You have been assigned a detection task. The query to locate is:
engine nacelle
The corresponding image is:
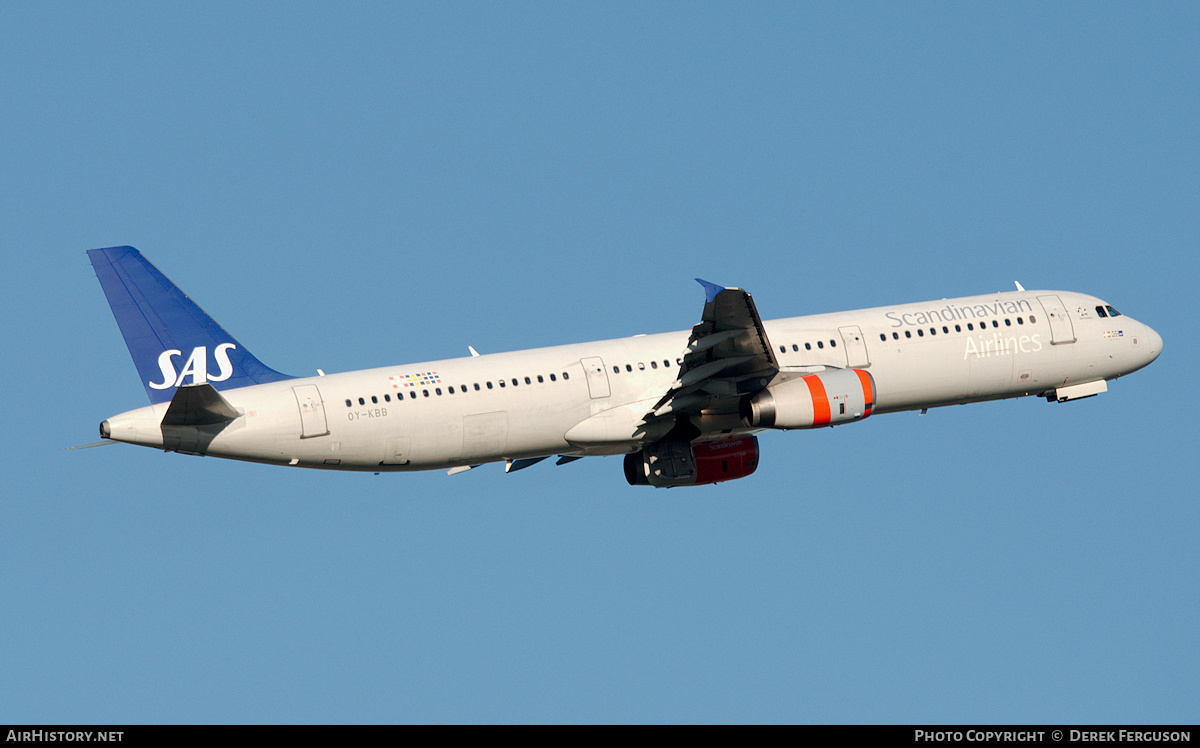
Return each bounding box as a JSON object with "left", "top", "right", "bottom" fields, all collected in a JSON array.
[
  {"left": 740, "top": 369, "right": 875, "bottom": 429},
  {"left": 624, "top": 436, "right": 759, "bottom": 488}
]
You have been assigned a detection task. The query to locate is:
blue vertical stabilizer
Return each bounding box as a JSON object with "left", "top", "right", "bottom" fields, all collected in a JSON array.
[{"left": 88, "top": 246, "right": 294, "bottom": 404}]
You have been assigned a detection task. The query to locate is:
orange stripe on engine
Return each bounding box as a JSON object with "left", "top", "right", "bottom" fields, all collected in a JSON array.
[
  {"left": 853, "top": 368, "right": 875, "bottom": 418},
  {"left": 804, "top": 375, "right": 831, "bottom": 426}
]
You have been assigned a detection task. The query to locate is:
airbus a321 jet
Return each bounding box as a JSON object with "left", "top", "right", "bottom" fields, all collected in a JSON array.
[{"left": 89, "top": 247, "right": 1161, "bottom": 487}]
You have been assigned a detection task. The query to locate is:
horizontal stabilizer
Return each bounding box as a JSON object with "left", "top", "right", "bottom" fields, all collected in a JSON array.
[{"left": 161, "top": 383, "right": 240, "bottom": 427}]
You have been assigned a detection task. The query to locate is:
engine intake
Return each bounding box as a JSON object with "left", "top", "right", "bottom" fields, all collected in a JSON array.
[
  {"left": 625, "top": 436, "right": 759, "bottom": 488},
  {"left": 740, "top": 369, "right": 875, "bottom": 429}
]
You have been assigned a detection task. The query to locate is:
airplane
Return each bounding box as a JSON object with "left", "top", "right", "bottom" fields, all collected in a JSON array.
[{"left": 88, "top": 246, "right": 1162, "bottom": 487}]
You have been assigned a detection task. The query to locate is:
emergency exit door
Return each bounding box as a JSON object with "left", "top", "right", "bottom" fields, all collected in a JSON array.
[
  {"left": 838, "top": 325, "right": 870, "bottom": 368},
  {"left": 580, "top": 357, "right": 611, "bottom": 399},
  {"left": 293, "top": 384, "right": 329, "bottom": 438},
  {"left": 1037, "top": 295, "right": 1077, "bottom": 345}
]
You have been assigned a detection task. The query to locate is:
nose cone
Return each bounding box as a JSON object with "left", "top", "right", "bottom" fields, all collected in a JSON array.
[{"left": 1143, "top": 323, "right": 1163, "bottom": 365}]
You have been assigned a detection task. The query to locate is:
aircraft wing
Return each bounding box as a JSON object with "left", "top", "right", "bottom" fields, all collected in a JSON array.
[{"left": 643, "top": 280, "right": 781, "bottom": 426}]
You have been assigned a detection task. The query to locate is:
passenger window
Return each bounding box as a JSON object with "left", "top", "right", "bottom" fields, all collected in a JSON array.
[
  {"left": 929, "top": 328, "right": 936, "bottom": 335},
  {"left": 474, "top": 383, "right": 481, "bottom": 391},
  {"left": 613, "top": 366, "right": 619, "bottom": 373},
  {"left": 638, "top": 363, "right": 645, "bottom": 370},
  {"left": 1030, "top": 315, "right": 1037, "bottom": 323},
  {"left": 955, "top": 325, "right": 961, "bottom": 332},
  {"left": 664, "top": 360, "right": 671, "bottom": 368},
  {"left": 384, "top": 394, "right": 391, "bottom": 402},
  {"left": 435, "top": 388, "right": 442, "bottom": 396},
  {"left": 650, "top": 361, "right": 657, "bottom": 369},
  {"left": 537, "top": 375, "right": 544, "bottom": 383},
  {"left": 817, "top": 341, "right": 824, "bottom": 348},
  {"left": 992, "top": 320, "right": 999, "bottom": 328},
  {"left": 917, "top": 329, "right": 924, "bottom": 337},
  {"left": 967, "top": 323, "right": 974, "bottom": 331},
  {"left": 880, "top": 334, "right": 887, "bottom": 341},
  {"left": 550, "top": 374, "right": 556, "bottom": 381},
  {"left": 563, "top": 372, "right": 569, "bottom": 380},
  {"left": 892, "top": 332, "right": 899, "bottom": 340},
  {"left": 409, "top": 391, "right": 416, "bottom": 399},
  {"left": 1005, "top": 319, "right": 1012, "bottom": 326},
  {"left": 779, "top": 345, "right": 786, "bottom": 353},
  {"left": 792, "top": 344, "right": 799, "bottom": 351},
  {"left": 371, "top": 396, "right": 378, "bottom": 404},
  {"left": 830, "top": 340, "right": 837, "bottom": 347},
  {"left": 942, "top": 326, "right": 949, "bottom": 334},
  {"left": 626, "top": 364, "right": 632, "bottom": 372},
  {"left": 524, "top": 377, "right": 531, "bottom": 385},
  {"left": 1017, "top": 318, "right": 1024, "bottom": 325},
  {"left": 805, "top": 343, "right": 812, "bottom": 350},
  {"left": 905, "top": 331, "right": 912, "bottom": 338},
  {"left": 358, "top": 397, "right": 365, "bottom": 405},
  {"left": 448, "top": 386, "right": 455, "bottom": 394},
  {"left": 345, "top": 399, "right": 352, "bottom": 407},
  {"left": 422, "top": 390, "right": 429, "bottom": 397},
  {"left": 512, "top": 378, "right": 519, "bottom": 386},
  {"left": 499, "top": 380, "right": 505, "bottom": 388}
]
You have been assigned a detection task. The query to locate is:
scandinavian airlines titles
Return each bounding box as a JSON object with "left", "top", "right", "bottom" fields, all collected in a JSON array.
[
  {"left": 884, "top": 298, "right": 1034, "bottom": 328},
  {"left": 884, "top": 300, "right": 1043, "bottom": 360}
]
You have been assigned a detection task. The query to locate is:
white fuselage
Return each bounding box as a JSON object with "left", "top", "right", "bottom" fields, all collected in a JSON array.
[{"left": 101, "top": 289, "right": 1162, "bottom": 472}]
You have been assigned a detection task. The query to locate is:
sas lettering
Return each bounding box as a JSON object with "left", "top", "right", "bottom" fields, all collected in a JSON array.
[{"left": 148, "top": 343, "right": 236, "bottom": 390}]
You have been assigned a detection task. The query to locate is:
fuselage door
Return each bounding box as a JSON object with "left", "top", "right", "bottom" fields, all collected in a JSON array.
[
  {"left": 293, "top": 384, "right": 329, "bottom": 438},
  {"left": 580, "top": 357, "right": 611, "bottom": 399},
  {"left": 1038, "top": 295, "right": 1077, "bottom": 345},
  {"left": 838, "top": 325, "right": 870, "bottom": 368}
]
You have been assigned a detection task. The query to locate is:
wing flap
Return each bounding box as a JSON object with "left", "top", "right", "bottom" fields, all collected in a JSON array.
[{"left": 643, "top": 280, "right": 782, "bottom": 425}]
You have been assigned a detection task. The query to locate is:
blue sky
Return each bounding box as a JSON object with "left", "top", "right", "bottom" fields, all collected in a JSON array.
[{"left": 2, "top": 2, "right": 1196, "bottom": 723}]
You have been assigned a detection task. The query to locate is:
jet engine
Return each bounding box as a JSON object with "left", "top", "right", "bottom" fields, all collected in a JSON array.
[
  {"left": 740, "top": 369, "right": 875, "bottom": 429},
  {"left": 624, "top": 436, "right": 759, "bottom": 488}
]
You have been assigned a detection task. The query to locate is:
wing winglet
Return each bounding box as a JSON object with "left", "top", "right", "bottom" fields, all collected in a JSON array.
[{"left": 695, "top": 278, "right": 726, "bottom": 303}]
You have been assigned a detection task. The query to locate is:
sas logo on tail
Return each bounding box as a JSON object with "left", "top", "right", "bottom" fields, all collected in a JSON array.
[{"left": 149, "top": 344, "right": 237, "bottom": 390}]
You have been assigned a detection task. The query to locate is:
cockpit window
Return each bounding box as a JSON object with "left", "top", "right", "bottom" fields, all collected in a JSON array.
[
  {"left": 1105, "top": 305, "right": 1122, "bottom": 317},
  {"left": 1095, "top": 305, "right": 1108, "bottom": 318}
]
